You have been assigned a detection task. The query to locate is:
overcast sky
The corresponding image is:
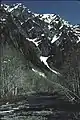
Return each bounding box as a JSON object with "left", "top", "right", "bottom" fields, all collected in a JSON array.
[{"left": 1, "top": 0, "right": 80, "bottom": 25}]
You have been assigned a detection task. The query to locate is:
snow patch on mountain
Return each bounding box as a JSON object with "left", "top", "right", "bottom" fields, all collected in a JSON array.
[
  {"left": 40, "top": 56, "right": 60, "bottom": 75},
  {"left": 26, "top": 38, "right": 41, "bottom": 46},
  {"left": 51, "top": 33, "right": 62, "bottom": 43},
  {"left": 3, "top": 3, "right": 22, "bottom": 12},
  {"left": 41, "top": 34, "right": 45, "bottom": 37},
  {"left": 0, "top": 18, "right": 6, "bottom": 22},
  {"left": 32, "top": 68, "right": 46, "bottom": 78},
  {"left": 34, "top": 14, "right": 39, "bottom": 17},
  {"left": 77, "top": 36, "right": 80, "bottom": 43},
  {"left": 48, "top": 25, "right": 53, "bottom": 30},
  {"left": 34, "top": 14, "right": 57, "bottom": 24},
  {"left": 51, "top": 35, "right": 59, "bottom": 43},
  {"left": 28, "top": 27, "right": 34, "bottom": 32}
]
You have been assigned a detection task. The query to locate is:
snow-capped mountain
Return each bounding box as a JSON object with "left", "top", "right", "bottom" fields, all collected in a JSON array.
[{"left": 1, "top": 3, "right": 80, "bottom": 78}]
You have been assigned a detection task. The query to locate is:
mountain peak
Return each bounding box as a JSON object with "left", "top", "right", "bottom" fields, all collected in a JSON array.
[{"left": 1, "top": 3, "right": 80, "bottom": 76}]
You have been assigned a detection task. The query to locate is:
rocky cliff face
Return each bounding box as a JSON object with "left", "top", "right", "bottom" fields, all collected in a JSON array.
[{"left": 0, "top": 3, "right": 80, "bottom": 97}]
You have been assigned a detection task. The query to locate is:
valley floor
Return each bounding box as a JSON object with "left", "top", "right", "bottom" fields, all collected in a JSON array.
[{"left": 0, "top": 95, "right": 80, "bottom": 120}]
